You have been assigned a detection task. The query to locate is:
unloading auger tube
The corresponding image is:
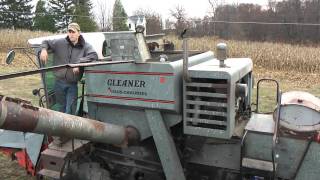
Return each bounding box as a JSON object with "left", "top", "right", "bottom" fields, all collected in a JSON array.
[{"left": 0, "top": 95, "right": 140, "bottom": 147}]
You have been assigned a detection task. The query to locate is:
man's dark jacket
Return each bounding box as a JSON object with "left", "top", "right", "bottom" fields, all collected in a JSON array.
[{"left": 41, "top": 35, "right": 98, "bottom": 83}]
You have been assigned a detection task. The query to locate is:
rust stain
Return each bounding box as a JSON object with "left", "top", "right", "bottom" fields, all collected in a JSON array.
[
  {"left": 124, "top": 126, "right": 140, "bottom": 146},
  {"left": 91, "top": 120, "right": 106, "bottom": 132},
  {"left": 116, "top": 126, "right": 140, "bottom": 147},
  {"left": 279, "top": 128, "right": 316, "bottom": 140},
  {"left": 22, "top": 103, "right": 39, "bottom": 111},
  {"left": 4, "top": 96, "right": 31, "bottom": 105}
]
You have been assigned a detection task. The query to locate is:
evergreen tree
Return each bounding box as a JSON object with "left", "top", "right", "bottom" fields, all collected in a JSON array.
[
  {"left": 0, "top": 0, "right": 33, "bottom": 29},
  {"left": 48, "top": 0, "right": 74, "bottom": 31},
  {"left": 112, "top": 0, "right": 129, "bottom": 31},
  {"left": 73, "top": 0, "right": 97, "bottom": 32},
  {"left": 33, "top": 0, "right": 56, "bottom": 32}
]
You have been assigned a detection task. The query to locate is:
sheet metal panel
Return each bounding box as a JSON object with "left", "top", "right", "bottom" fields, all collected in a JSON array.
[{"left": 245, "top": 113, "right": 320, "bottom": 179}]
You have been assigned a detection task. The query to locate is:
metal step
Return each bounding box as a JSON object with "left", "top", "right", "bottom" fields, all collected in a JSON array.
[
  {"left": 38, "top": 139, "right": 90, "bottom": 179},
  {"left": 242, "top": 157, "right": 276, "bottom": 172},
  {"left": 40, "top": 149, "right": 68, "bottom": 172},
  {"left": 38, "top": 169, "right": 66, "bottom": 179},
  {"left": 48, "top": 139, "right": 89, "bottom": 152}
]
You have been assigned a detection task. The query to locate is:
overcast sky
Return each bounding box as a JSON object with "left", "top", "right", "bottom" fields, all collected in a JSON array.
[{"left": 92, "top": 0, "right": 272, "bottom": 19}]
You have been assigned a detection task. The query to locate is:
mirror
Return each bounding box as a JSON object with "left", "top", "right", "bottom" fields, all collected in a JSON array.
[{"left": 5, "top": 50, "right": 15, "bottom": 64}]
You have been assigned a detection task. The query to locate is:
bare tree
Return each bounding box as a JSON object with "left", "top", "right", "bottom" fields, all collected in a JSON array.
[
  {"left": 170, "top": 5, "right": 187, "bottom": 34},
  {"left": 133, "top": 8, "right": 163, "bottom": 35},
  {"left": 267, "top": 0, "right": 277, "bottom": 12},
  {"left": 95, "top": 0, "right": 112, "bottom": 31},
  {"left": 208, "top": 0, "right": 217, "bottom": 17},
  {"left": 164, "top": 18, "right": 175, "bottom": 30},
  {"left": 208, "top": 0, "right": 225, "bottom": 36}
]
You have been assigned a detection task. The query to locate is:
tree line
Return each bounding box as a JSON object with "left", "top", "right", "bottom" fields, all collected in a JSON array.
[
  {"left": 136, "top": 0, "right": 320, "bottom": 43},
  {"left": 0, "top": 0, "right": 98, "bottom": 32},
  {"left": 167, "top": 0, "right": 320, "bottom": 43},
  {"left": 0, "top": 0, "right": 123, "bottom": 32},
  {"left": 0, "top": 0, "right": 161, "bottom": 34},
  {"left": 1, "top": 0, "right": 320, "bottom": 43}
]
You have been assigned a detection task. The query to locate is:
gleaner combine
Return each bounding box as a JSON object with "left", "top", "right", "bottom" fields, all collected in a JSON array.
[{"left": 0, "top": 27, "right": 320, "bottom": 180}]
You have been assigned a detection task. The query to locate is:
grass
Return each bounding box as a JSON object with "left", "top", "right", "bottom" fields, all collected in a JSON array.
[
  {"left": 1, "top": 51, "right": 42, "bottom": 105},
  {"left": 251, "top": 67, "right": 320, "bottom": 113},
  {"left": 252, "top": 83, "right": 320, "bottom": 113},
  {"left": 0, "top": 74, "right": 41, "bottom": 105},
  {"left": 0, "top": 152, "right": 35, "bottom": 180}
]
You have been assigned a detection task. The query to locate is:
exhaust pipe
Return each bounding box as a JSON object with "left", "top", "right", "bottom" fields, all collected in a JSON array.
[{"left": 0, "top": 95, "right": 140, "bottom": 147}]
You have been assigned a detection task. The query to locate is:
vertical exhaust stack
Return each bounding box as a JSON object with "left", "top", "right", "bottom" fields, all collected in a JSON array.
[
  {"left": 182, "top": 29, "right": 190, "bottom": 82},
  {"left": 216, "top": 43, "right": 228, "bottom": 68},
  {"left": 183, "top": 37, "right": 190, "bottom": 82},
  {"left": 0, "top": 96, "right": 140, "bottom": 147}
]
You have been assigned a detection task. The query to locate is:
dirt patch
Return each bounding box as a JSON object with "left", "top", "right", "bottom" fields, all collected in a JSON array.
[{"left": 0, "top": 152, "right": 35, "bottom": 180}]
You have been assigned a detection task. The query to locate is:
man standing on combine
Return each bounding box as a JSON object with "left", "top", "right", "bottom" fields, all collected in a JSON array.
[{"left": 40, "top": 22, "right": 98, "bottom": 114}]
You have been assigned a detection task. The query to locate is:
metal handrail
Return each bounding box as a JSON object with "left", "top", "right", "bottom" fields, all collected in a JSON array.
[
  {"left": 271, "top": 91, "right": 282, "bottom": 179},
  {"left": 255, "top": 78, "right": 280, "bottom": 113}
]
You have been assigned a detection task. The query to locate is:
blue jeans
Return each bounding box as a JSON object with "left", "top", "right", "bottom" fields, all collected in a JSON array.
[{"left": 54, "top": 79, "right": 78, "bottom": 114}]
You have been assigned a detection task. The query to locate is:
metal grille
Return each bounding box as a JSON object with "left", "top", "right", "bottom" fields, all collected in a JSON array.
[{"left": 184, "top": 78, "right": 229, "bottom": 138}]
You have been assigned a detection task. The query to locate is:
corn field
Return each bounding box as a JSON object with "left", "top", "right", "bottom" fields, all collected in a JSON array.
[
  {"left": 0, "top": 29, "right": 320, "bottom": 74},
  {"left": 168, "top": 36, "right": 320, "bottom": 74},
  {"left": 0, "top": 29, "right": 52, "bottom": 51}
]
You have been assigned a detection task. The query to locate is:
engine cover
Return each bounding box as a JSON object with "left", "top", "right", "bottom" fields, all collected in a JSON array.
[{"left": 183, "top": 58, "right": 253, "bottom": 139}]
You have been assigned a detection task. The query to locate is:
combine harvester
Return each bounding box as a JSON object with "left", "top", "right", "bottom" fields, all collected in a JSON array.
[{"left": 0, "top": 26, "right": 319, "bottom": 180}]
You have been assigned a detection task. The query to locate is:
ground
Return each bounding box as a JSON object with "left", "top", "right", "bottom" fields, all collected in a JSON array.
[{"left": 0, "top": 151, "right": 36, "bottom": 180}]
